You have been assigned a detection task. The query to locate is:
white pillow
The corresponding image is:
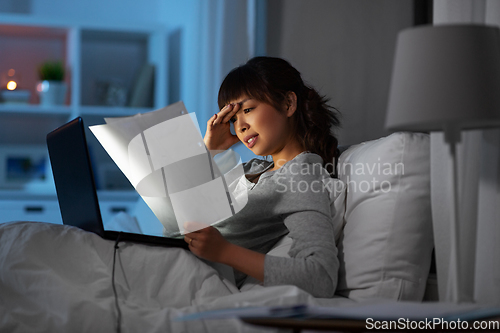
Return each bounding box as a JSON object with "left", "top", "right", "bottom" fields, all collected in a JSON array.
[{"left": 336, "top": 132, "right": 433, "bottom": 301}]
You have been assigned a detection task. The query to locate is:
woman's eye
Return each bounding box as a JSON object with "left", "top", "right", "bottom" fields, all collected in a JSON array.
[
  {"left": 244, "top": 108, "right": 253, "bottom": 113},
  {"left": 230, "top": 117, "right": 236, "bottom": 123}
]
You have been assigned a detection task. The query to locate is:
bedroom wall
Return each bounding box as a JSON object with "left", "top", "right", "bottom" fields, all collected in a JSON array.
[
  {"left": 266, "top": 0, "right": 414, "bottom": 146},
  {"left": 2, "top": 0, "right": 416, "bottom": 147}
]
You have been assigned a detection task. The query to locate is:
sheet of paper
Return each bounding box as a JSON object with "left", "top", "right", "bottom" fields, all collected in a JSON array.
[{"left": 90, "top": 101, "right": 248, "bottom": 235}]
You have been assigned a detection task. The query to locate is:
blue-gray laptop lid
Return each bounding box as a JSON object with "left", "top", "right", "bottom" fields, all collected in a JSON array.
[{"left": 46, "top": 117, "right": 188, "bottom": 249}]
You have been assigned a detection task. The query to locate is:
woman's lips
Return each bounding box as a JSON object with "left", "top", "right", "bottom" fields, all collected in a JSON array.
[{"left": 244, "top": 134, "right": 258, "bottom": 148}]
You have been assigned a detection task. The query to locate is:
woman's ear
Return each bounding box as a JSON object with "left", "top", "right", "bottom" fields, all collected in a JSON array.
[{"left": 285, "top": 91, "right": 297, "bottom": 117}]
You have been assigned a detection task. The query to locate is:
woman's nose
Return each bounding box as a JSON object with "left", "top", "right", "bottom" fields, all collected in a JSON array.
[{"left": 236, "top": 118, "right": 249, "bottom": 133}]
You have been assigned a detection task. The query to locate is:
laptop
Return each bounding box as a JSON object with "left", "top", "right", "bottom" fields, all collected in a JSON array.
[{"left": 46, "top": 117, "right": 188, "bottom": 249}]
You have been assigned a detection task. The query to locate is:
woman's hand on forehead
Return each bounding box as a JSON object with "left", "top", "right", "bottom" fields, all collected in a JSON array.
[
  {"left": 204, "top": 103, "right": 240, "bottom": 151},
  {"left": 214, "top": 103, "right": 241, "bottom": 125}
]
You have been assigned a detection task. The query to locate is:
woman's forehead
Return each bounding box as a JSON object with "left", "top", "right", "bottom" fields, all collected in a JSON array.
[{"left": 229, "top": 95, "right": 252, "bottom": 105}]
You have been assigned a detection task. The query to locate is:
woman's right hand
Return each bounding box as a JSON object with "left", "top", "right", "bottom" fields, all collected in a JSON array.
[{"left": 203, "top": 103, "right": 241, "bottom": 151}]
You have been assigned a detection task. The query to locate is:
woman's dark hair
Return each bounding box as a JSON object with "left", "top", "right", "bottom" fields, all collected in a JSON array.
[{"left": 218, "top": 56, "right": 341, "bottom": 175}]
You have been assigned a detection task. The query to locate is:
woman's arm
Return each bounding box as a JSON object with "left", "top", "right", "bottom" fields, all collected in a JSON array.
[
  {"left": 183, "top": 208, "right": 338, "bottom": 298},
  {"left": 264, "top": 210, "right": 338, "bottom": 297},
  {"left": 184, "top": 211, "right": 338, "bottom": 298},
  {"left": 184, "top": 225, "right": 265, "bottom": 282}
]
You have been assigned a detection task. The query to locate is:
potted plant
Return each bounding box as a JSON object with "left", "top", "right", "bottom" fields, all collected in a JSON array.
[{"left": 37, "top": 60, "right": 67, "bottom": 106}]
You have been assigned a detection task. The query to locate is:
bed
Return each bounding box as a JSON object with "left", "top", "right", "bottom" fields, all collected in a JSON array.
[{"left": 0, "top": 132, "right": 434, "bottom": 332}]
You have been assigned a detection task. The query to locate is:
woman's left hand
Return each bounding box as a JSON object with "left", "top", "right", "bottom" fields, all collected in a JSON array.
[{"left": 184, "top": 223, "right": 230, "bottom": 263}]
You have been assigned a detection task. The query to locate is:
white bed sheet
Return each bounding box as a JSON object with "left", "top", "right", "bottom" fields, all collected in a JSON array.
[{"left": 0, "top": 221, "right": 353, "bottom": 333}]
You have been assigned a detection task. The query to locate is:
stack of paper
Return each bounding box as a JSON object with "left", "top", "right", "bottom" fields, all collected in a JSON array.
[{"left": 90, "top": 101, "right": 248, "bottom": 236}]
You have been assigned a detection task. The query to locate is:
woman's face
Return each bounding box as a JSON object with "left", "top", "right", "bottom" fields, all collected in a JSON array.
[{"left": 228, "top": 95, "right": 299, "bottom": 159}]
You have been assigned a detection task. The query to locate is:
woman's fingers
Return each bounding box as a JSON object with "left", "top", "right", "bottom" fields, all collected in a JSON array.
[
  {"left": 184, "top": 226, "right": 229, "bottom": 262},
  {"left": 204, "top": 104, "right": 240, "bottom": 151},
  {"left": 222, "top": 103, "right": 241, "bottom": 123},
  {"left": 206, "top": 113, "right": 218, "bottom": 128},
  {"left": 212, "top": 105, "right": 230, "bottom": 126},
  {"left": 214, "top": 103, "right": 240, "bottom": 125}
]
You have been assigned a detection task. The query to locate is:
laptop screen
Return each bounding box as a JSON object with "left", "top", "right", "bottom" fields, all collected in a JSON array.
[{"left": 47, "top": 117, "right": 105, "bottom": 236}]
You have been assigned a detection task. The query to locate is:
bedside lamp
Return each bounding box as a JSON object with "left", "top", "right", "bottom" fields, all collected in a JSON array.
[{"left": 385, "top": 24, "right": 500, "bottom": 303}]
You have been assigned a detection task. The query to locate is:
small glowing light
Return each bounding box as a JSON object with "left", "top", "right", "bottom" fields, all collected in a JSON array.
[
  {"left": 7, "top": 81, "right": 17, "bottom": 90},
  {"left": 7, "top": 69, "right": 16, "bottom": 77}
]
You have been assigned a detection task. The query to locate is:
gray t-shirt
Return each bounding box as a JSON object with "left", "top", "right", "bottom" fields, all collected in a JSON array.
[{"left": 215, "top": 152, "right": 339, "bottom": 298}]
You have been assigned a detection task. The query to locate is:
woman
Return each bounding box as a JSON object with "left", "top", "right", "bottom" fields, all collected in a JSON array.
[{"left": 184, "top": 56, "right": 342, "bottom": 298}]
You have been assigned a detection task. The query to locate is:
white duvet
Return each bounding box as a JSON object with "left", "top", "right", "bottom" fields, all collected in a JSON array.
[{"left": 0, "top": 221, "right": 352, "bottom": 333}]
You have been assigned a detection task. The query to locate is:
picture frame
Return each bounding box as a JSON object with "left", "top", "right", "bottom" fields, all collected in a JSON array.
[{"left": 0, "top": 145, "right": 51, "bottom": 189}]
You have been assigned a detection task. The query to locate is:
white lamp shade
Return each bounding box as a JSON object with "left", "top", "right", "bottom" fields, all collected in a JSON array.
[{"left": 385, "top": 24, "right": 500, "bottom": 132}]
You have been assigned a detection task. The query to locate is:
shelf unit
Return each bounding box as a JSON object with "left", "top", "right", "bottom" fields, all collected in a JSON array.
[{"left": 0, "top": 14, "right": 168, "bottom": 223}]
